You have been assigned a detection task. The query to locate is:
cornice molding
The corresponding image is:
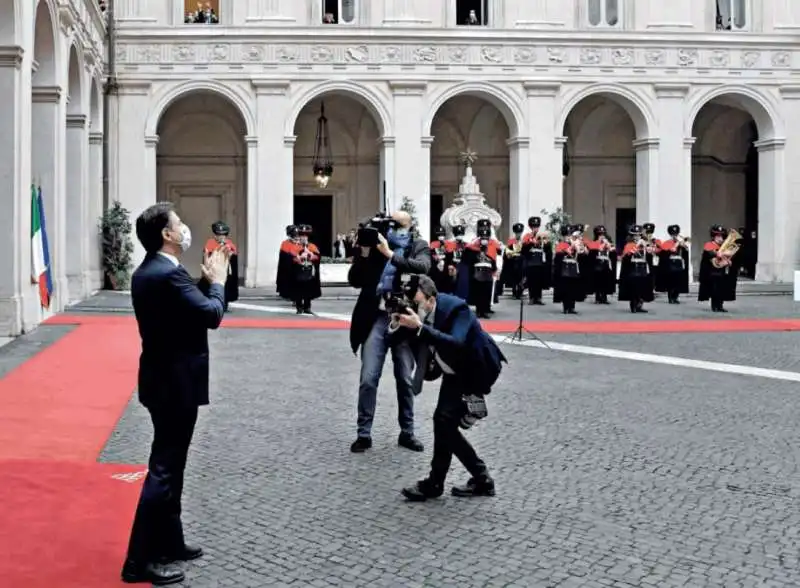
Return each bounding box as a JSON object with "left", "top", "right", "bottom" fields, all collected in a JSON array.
[
  {"left": 284, "top": 135, "right": 297, "bottom": 147},
  {"left": 377, "top": 137, "right": 396, "bottom": 147},
  {"left": 89, "top": 132, "right": 104, "bottom": 144},
  {"left": 654, "top": 83, "right": 690, "bottom": 98},
  {"left": 523, "top": 81, "right": 560, "bottom": 97},
  {"left": 632, "top": 138, "right": 660, "bottom": 151},
  {"left": 116, "top": 80, "right": 151, "bottom": 96},
  {"left": 66, "top": 114, "right": 88, "bottom": 128},
  {"left": 0, "top": 46, "right": 24, "bottom": 69},
  {"left": 251, "top": 78, "right": 291, "bottom": 95},
  {"left": 389, "top": 80, "right": 427, "bottom": 95},
  {"left": 506, "top": 137, "right": 530, "bottom": 149},
  {"left": 144, "top": 135, "right": 159, "bottom": 146},
  {"left": 420, "top": 136, "right": 434, "bottom": 147},
  {"left": 32, "top": 86, "right": 62, "bottom": 103},
  {"left": 753, "top": 138, "right": 786, "bottom": 152}
]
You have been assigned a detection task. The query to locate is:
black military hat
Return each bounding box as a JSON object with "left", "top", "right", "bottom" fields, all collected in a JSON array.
[
  {"left": 477, "top": 219, "right": 491, "bottom": 229},
  {"left": 286, "top": 224, "right": 296, "bottom": 236},
  {"left": 710, "top": 224, "right": 725, "bottom": 236},
  {"left": 593, "top": 225, "right": 606, "bottom": 236},
  {"left": 642, "top": 222, "right": 655, "bottom": 233},
  {"left": 559, "top": 225, "right": 570, "bottom": 237},
  {"left": 512, "top": 222, "right": 524, "bottom": 233},
  {"left": 575, "top": 223, "right": 586, "bottom": 233},
  {"left": 211, "top": 221, "right": 230, "bottom": 236},
  {"left": 629, "top": 224, "right": 643, "bottom": 236},
  {"left": 298, "top": 224, "right": 312, "bottom": 235},
  {"left": 452, "top": 224, "right": 466, "bottom": 237},
  {"left": 528, "top": 216, "right": 541, "bottom": 228},
  {"left": 667, "top": 224, "right": 680, "bottom": 235},
  {"left": 435, "top": 226, "right": 446, "bottom": 236}
]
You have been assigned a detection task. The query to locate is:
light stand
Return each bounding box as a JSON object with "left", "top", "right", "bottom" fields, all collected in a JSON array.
[{"left": 500, "top": 278, "right": 552, "bottom": 350}]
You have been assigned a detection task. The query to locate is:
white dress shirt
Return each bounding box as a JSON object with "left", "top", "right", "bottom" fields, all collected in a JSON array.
[{"left": 158, "top": 251, "right": 180, "bottom": 267}]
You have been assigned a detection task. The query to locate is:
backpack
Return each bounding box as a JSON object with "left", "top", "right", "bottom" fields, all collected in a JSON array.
[{"left": 468, "top": 328, "right": 507, "bottom": 394}]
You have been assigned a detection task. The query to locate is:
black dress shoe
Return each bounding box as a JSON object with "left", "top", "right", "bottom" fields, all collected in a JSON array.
[
  {"left": 160, "top": 544, "right": 203, "bottom": 563},
  {"left": 398, "top": 433, "right": 424, "bottom": 452},
  {"left": 451, "top": 476, "right": 496, "bottom": 497},
  {"left": 350, "top": 437, "right": 372, "bottom": 452},
  {"left": 401, "top": 479, "right": 444, "bottom": 502},
  {"left": 121, "top": 560, "right": 184, "bottom": 585}
]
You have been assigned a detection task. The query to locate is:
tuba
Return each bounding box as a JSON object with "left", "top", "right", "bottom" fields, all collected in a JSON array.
[{"left": 711, "top": 229, "right": 741, "bottom": 268}]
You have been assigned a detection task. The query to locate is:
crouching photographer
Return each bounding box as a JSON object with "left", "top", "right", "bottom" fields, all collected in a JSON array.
[
  {"left": 348, "top": 210, "right": 431, "bottom": 453},
  {"left": 394, "top": 275, "right": 507, "bottom": 502}
]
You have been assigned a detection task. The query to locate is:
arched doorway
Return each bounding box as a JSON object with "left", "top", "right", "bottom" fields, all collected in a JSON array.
[
  {"left": 65, "top": 44, "right": 86, "bottom": 300},
  {"left": 31, "top": 0, "right": 59, "bottom": 311},
  {"left": 88, "top": 79, "right": 104, "bottom": 288},
  {"left": 691, "top": 98, "right": 760, "bottom": 278},
  {"left": 429, "top": 95, "right": 511, "bottom": 240},
  {"left": 562, "top": 93, "right": 644, "bottom": 250},
  {"left": 292, "top": 94, "right": 381, "bottom": 257},
  {"left": 156, "top": 91, "right": 248, "bottom": 278}
]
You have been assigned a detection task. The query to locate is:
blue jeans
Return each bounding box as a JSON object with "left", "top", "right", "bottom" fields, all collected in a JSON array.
[{"left": 357, "top": 312, "right": 416, "bottom": 438}]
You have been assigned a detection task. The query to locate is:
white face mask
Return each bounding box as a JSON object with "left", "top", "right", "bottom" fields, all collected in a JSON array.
[{"left": 177, "top": 224, "right": 192, "bottom": 252}]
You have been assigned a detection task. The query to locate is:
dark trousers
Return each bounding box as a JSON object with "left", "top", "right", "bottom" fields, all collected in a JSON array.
[
  {"left": 294, "top": 297, "right": 311, "bottom": 310},
  {"left": 473, "top": 281, "right": 493, "bottom": 315},
  {"left": 668, "top": 287, "right": 680, "bottom": 302},
  {"left": 429, "top": 377, "right": 488, "bottom": 486},
  {"left": 126, "top": 404, "right": 199, "bottom": 563}
]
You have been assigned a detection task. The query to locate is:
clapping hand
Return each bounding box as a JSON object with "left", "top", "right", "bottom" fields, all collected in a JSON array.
[{"left": 202, "top": 247, "right": 230, "bottom": 285}]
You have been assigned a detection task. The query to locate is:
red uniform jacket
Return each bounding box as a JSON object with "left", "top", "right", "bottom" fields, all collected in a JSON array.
[{"left": 204, "top": 237, "right": 237, "bottom": 255}]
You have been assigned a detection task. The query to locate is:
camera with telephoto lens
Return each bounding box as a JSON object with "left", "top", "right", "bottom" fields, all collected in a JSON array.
[
  {"left": 384, "top": 274, "right": 420, "bottom": 315},
  {"left": 357, "top": 212, "right": 396, "bottom": 247}
]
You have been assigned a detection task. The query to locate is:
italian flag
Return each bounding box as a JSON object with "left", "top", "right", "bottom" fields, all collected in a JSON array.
[{"left": 30, "top": 185, "right": 50, "bottom": 308}]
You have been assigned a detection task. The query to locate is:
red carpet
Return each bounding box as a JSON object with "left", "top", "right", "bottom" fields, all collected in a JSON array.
[
  {"left": 48, "top": 313, "right": 800, "bottom": 333},
  {"left": 0, "top": 460, "right": 143, "bottom": 587}
]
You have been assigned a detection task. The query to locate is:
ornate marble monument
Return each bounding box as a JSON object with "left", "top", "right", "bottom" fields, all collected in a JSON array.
[{"left": 439, "top": 150, "right": 503, "bottom": 240}]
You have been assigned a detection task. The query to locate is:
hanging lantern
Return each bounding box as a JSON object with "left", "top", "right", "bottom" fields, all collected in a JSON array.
[{"left": 312, "top": 102, "right": 333, "bottom": 188}]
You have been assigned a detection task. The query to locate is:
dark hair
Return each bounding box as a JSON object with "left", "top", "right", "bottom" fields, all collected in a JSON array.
[
  {"left": 416, "top": 275, "right": 438, "bottom": 298},
  {"left": 136, "top": 202, "right": 174, "bottom": 253}
]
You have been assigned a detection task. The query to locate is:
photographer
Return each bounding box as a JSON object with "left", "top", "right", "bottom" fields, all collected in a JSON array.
[
  {"left": 348, "top": 211, "right": 431, "bottom": 453},
  {"left": 394, "top": 276, "right": 505, "bottom": 502}
]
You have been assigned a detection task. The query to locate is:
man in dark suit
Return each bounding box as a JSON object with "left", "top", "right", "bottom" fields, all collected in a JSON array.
[
  {"left": 121, "top": 202, "right": 230, "bottom": 585},
  {"left": 394, "top": 276, "right": 498, "bottom": 502},
  {"left": 348, "top": 210, "right": 431, "bottom": 453}
]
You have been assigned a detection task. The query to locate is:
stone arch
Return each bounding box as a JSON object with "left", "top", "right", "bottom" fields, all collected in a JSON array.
[
  {"left": 146, "top": 80, "right": 255, "bottom": 137},
  {"left": 557, "top": 83, "right": 654, "bottom": 139},
  {"left": 66, "top": 43, "right": 83, "bottom": 115},
  {"left": 0, "top": 0, "right": 18, "bottom": 45},
  {"left": 686, "top": 85, "right": 781, "bottom": 140},
  {"left": 423, "top": 82, "right": 524, "bottom": 138},
  {"left": 286, "top": 81, "right": 392, "bottom": 138},
  {"left": 32, "top": 0, "right": 58, "bottom": 86}
]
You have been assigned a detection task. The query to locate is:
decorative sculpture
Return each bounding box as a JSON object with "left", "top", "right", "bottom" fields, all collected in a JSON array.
[{"left": 439, "top": 149, "right": 502, "bottom": 240}]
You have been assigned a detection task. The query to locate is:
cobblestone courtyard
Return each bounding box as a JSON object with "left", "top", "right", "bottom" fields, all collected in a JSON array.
[{"left": 82, "top": 294, "right": 800, "bottom": 587}]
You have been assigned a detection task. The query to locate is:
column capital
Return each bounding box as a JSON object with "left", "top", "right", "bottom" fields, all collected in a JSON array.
[
  {"left": 284, "top": 135, "right": 297, "bottom": 147},
  {"left": 554, "top": 136, "right": 568, "bottom": 147},
  {"left": 144, "top": 135, "right": 159, "bottom": 147},
  {"left": 632, "top": 137, "right": 659, "bottom": 151},
  {"left": 89, "top": 132, "right": 103, "bottom": 145},
  {"left": 420, "top": 136, "right": 434, "bottom": 147},
  {"left": 506, "top": 137, "right": 530, "bottom": 149},
  {"left": 389, "top": 81, "right": 427, "bottom": 95},
  {"left": 683, "top": 137, "right": 696, "bottom": 149},
  {"left": 523, "top": 81, "right": 560, "bottom": 97},
  {"left": 753, "top": 138, "right": 786, "bottom": 152},
  {"left": 251, "top": 79, "right": 291, "bottom": 95},
  {"left": 654, "top": 83, "right": 690, "bottom": 98},
  {"left": 116, "top": 81, "right": 151, "bottom": 96},
  {"left": 779, "top": 86, "right": 800, "bottom": 99},
  {"left": 66, "top": 114, "right": 88, "bottom": 129},
  {"left": 0, "top": 46, "right": 23, "bottom": 69},
  {"left": 377, "top": 136, "right": 396, "bottom": 147},
  {"left": 245, "top": 135, "right": 259, "bottom": 146},
  {"left": 32, "top": 85, "right": 62, "bottom": 103}
]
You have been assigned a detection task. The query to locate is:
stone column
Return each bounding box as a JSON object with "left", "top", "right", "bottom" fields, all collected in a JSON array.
[
  {"left": 111, "top": 81, "right": 151, "bottom": 267},
  {"left": 0, "top": 47, "right": 24, "bottom": 335},
  {"left": 390, "top": 81, "right": 428, "bottom": 239},
  {"left": 506, "top": 137, "right": 529, "bottom": 226},
  {"left": 632, "top": 138, "right": 659, "bottom": 223},
  {"left": 754, "top": 138, "right": 788, "bottom": 282},
  {"left": 779, "top": 87, "right": 800, "bottom": 282},
  {"left": 419, "top": 136, "right": 434, "bottom": 236},
  {"left": 244, "top": 135, "right": 258, "bottom": 286},
  {"left": 523, "top": 81, "right": 562, "bottom": 218},
  {"left": 88, "top": 132, "right": 103, "bottom": 289},
  {"left": 378, "top": 137, "right": 395, "bottom": 211},
  {"left": 653, "top": 84, "right": 691, "bottom": 234},
  {"left": 252, "top": 79, "right": 291, "bottom": 287},
  {"left": 31, "top": 85, "right": 63, "bottom": 310},
  {"left": 65, "top": 114, "right": 88, "bottom": 301}
]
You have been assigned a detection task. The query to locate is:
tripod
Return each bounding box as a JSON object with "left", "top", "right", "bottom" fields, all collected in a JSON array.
[{"left": 500, "top": 279, "right": 552, "bottom": 349}]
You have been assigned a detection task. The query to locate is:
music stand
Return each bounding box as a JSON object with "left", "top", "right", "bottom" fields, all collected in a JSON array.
[{"left": 500, "top": 278, "right": 552, "bottom": 350}]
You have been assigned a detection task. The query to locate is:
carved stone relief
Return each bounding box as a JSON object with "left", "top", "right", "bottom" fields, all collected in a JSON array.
[
  {"left": 413, "top": 47, "right": 438, "bottom": 62},
  {"left": 677, "top": 49, "right": 698, "bottom": 66},
  {"left": 611, "top": 48, "right": 633, "bottom": 66},
  {"left": 345, "top": 46, "right": 368, "bottom": 62},
  {"left": 772, "top": 52, "right": 790, "bottom": 67},
  {"left": 310, "top": 46, "right": 333, "bottom": 62},
  {"left": 210, "top": 45, "right": 229, "bottom": 61},
  {"left": 513, "top": 47, "right": 535, "bottom": 63},
  {"left": 547, "top": 47, "right": 565, "bottom": 63},
  {"left": 741, "top": 51, "right": 760, "bottom": 68},
  {"left": 644, "top": 49, "right": 665, "bottom": 66},
  {"left": 580, "top": 48, "right": 601, "bottom": 65},
  {"left": 448, "top": 46, "right": 467, "bottom": 63},
  {"left": 276, "top": 46, "right": 298, "bottom": 61},
  {"left": 174, "top": 46, "right": 195, "bottom": 61},
  {"left": 243, "top": 46, "right": 264, "bottom": 61},
  {"left": 383, "top": 47, "right": 401, "bottom": 62},
  {"left": 709, "top": 50, "right": 729, "bottom": 67},
  {"left": 480, "top": 47, "right": 502, "bottom": 63}
]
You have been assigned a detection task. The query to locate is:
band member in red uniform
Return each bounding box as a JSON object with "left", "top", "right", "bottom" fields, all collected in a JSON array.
[
  {"left": 444, "top": 225, "right": 466, "bottom": 295},
  {"left": 501, "top": 223, "right": 525, "bottom": 299},
  {"left": 276, "top": 225, "right": 297, "bottom": 300},
  {"left": 552, "top": 225, "right": 588, "bottom": 314},
  {"left": 457, "top": 219, "right": 499, "bottom": 318},
  {"left": 429, "top": 226, "right": 451, "bottom": 293},
  {"left": 641, "top": 222, "right": 661, "bottom": 292},
  {"left": 288, "top": 224, "right": 322, "bottom": 314},
  {"left": 618, "top": 225, "right": 655, "bottom": 313},
  {"left": 520, "top": 216, "right": 552, "bottom": 305},
  {"left": 203, "top": 221, "right": 239, "bottom": 312},
  {"left": 698, "top": 224, "right": 737, "bottom": 312},
  {"left": 585, "top": 225, "right": 617, "bottom": 304},
  {"left": 655, "top": 224, "right": 690, "bottom": 304}
]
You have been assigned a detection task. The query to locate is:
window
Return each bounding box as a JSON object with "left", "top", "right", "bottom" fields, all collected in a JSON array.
[
  {"left": 716, "top": 0, "right": 747, "bottom": 30},
  {"left": 457, "top": 0, "right": 489, "bottom": 26},
  {"left": 322, "top": 0, "right": 355, "bottom": 24},
  {"left": 586, "top": 0, "right": 619, "bottom": 27},
  {"left": 184, "top": 0, "right": 219, "bottom": 23}
]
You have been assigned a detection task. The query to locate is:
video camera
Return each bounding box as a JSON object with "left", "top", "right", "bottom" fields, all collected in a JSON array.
[
  {"left": 384, "top": 274, "right": 420, "bottom": 315},
  {"left": 357, "top": 212, "right": 396, "bottom": 247}
]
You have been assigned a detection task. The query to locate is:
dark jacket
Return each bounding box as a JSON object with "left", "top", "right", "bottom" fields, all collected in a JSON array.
[
  {"left": 131, "top": 253, "right": 225, "bottom": 409},
  {"left": 347, "top": 238, "right": 431, "bottom": 353}
]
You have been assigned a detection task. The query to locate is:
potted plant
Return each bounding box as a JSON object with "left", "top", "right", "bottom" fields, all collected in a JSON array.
[
  {"left": 400, "top": 196, "right": 420, "bottom": 238},
  {"left": 100, "top": 201, "right": 134, "bottom": 290}
]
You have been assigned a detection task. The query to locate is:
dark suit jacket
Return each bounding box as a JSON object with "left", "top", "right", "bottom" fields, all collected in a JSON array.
[
  {"left": 131, "top": 253, "right": 226, "bottom": 409},
  {"left": 347, "top": 238, "right": 431, "bottom": 353}
]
